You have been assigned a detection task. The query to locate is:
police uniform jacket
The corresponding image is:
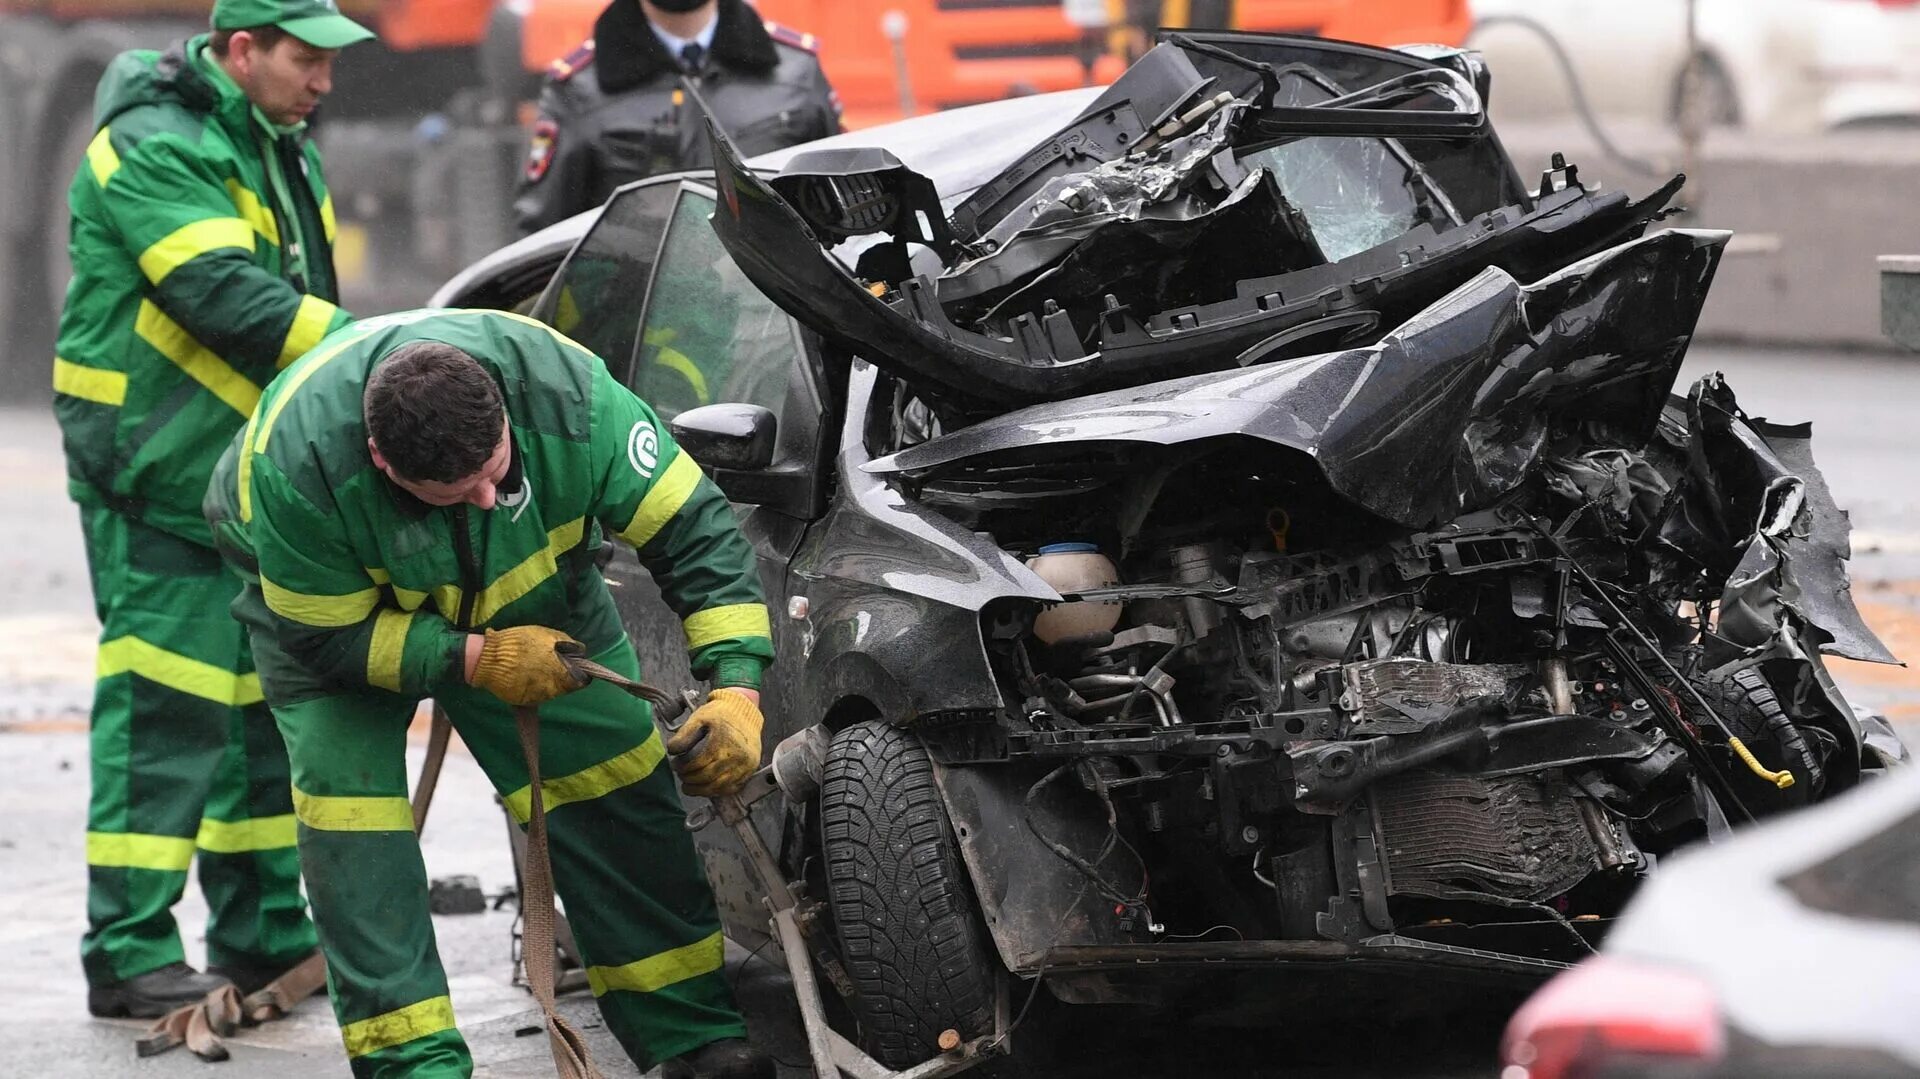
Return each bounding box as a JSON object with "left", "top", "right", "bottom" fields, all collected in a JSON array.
[{"left": 511, "top": 0, "right": 840, "bottom": 234}]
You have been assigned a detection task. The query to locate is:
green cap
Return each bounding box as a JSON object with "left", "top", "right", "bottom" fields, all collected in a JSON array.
[{"left": 211, "top": 0, "right": 376, "bottom": 49}]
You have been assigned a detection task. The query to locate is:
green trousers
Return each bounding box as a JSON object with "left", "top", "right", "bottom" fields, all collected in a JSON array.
[
  {"left": 78, "top": 506, "right": 316, "bottom": 985},
  {"left": 241, "top": 598, "right": 744, "bottom": 1078}
]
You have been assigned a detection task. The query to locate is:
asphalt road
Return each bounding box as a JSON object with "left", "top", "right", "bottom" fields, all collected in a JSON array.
[{"left": 0, "top": 344, "right": 1915, "bottom": 1078}]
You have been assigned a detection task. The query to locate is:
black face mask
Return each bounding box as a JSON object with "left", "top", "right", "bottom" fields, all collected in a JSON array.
[{"left": 646, "top": 0, "right": 711, "bottom": 14}]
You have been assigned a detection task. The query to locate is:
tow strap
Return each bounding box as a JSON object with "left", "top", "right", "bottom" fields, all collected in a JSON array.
[
  {"left": 507, "top": 653, "right": 685, "bottom": 1079},
  {"left": 136, "top": 702, "right": 460, "bottom": 1062},
  {"left": 138, "top": 661, "right": 683, "bottom": 1073}
]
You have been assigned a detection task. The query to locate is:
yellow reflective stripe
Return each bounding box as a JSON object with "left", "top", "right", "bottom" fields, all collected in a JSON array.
[
  {"left": 586, "top": 930, "right": 725, "bottom": 997},
  {"left": 260, "top": 575, "right": 380, "bottom": 628},
  {"left": 472, "top": 517, "right": 585, "bottom": 625},
  {"left": 653, "top": 347, "right": 711, "bottom": 405},
  {"left": 491, "top": 308, "right": 598, "bottom": 358},
  {"left": 196, "top": 814, "right": 297, "bottom": 854},
  {"left": 137, "top": 216, "right": 255, "bottom": 285},
  {"left": 255, "top": 330, "right": 371, "bottom": 451},
  {"left": 52, "top": 357, "right": 127, "bottom": 406},
  {"left": 554, "top": 285, "right": 582, "bottom": 333},
  {"left": 86, "top": 831, "right": 195, "bottom": 871},
  {"left": 320, "top": 193, "right": 337, "bottom": 243},
  {"left": 503, "top": 731, "right": 665, "bottom": 825},
  {"left": 367, "top": 568, "right": 436, "bottom": 612},
  {"left": 96, "top": 636, "right": 263, "bottom": 706},
  {"left": 619, "top": 450, "right": 701, "bottom": 549},
  {"left": 135, "top": 300, "right": 261, "bottom": 417},
  {"left": 339, "top": 995, "right": 456, "bottom": 1059},
  {"left": 279, "top": 294, "right": 340, "bottom": 368},
  {"left": 367, "top": 609, "right": 413, "bottom": 692},
  {"left": 88, "top": 127, "right": 121, "bottom": 185},
  {"left": 236, "top": 408, "right": 261, "bottom": 523},
  {"left": 224, "top": 178, "right": 281, "bottom": 246},
  {"left": 292, "top": 788, "right": 414, "bottom": 832},
  {"left": 684, "top": 603, "right": 771, "bottom": 651}
]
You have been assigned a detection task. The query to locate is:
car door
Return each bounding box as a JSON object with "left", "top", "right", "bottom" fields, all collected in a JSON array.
[
  {"left": 580, "top": 179, "right": 831, "bottom": 949},
  {"left": 592, "top": 178, "right": 827, "bottom": 722}
]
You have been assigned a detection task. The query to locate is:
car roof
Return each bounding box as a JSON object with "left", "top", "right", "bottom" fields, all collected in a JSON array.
[{"left": 437, "top": 87, "right": 1104, "bottom": 306}]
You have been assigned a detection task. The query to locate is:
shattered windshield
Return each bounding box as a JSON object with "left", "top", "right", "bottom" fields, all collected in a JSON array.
[{"left": 1245, "top": 138, "right": 1423, "bottom": 261}]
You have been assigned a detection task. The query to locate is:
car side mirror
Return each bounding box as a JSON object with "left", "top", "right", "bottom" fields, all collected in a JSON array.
[{"left": 669, "top": 403, "right": 777, "bottom": 472}]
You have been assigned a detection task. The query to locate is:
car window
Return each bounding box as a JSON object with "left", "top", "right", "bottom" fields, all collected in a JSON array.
[
  {"left": 1242, "top": 138, "right": 1425, "bottom": 261},
  {"left": 535, "top": 180, "right": 678, "bottom": 384},
  {"left": 633, "top": 189, "right": 805, "bottom": 423}
]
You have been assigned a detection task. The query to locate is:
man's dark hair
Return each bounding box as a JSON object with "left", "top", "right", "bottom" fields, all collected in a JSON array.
[
  {"left": 210, "top": 25, "right": 291, "bottom": 57},
  {"left": 364, "top": 342, "right": 506, "bottom": 483}
]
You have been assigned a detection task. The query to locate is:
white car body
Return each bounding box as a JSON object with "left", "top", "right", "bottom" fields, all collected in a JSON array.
[{"left": 1467, "top": 0, "right": 1920, "bottom": 133}]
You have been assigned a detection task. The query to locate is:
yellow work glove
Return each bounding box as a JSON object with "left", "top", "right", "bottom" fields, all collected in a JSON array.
[
  {"left": 665, "top": 688, "right": 764, "bottom": 798},
  {"left": 469, "top": 626, "right": 588, "bottom": 706}
]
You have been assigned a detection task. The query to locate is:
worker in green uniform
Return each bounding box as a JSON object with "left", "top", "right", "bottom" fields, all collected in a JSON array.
[
  {"left": 203, "top": 308, "right": 777, "bottom": 1079},
  {"left": 53, "top": 0, "right": 369, "bottom": 1017}
]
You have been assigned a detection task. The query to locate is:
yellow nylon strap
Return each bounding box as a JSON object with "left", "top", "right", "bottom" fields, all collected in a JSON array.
[
  {"left": 96, "top": 636, "right": 263, "bottom": 706},
  {"left": 292, "top": 788, "right": 414, "bottom": 832},
  {"left": 619, "top": 450, "right": 701, "bottom": 549},
  {"left": 260, "top": 575, "right": 380, "bottom": 628},
  {"left": 367, "top": 609, "right": 414, "bottom": 692},
  {"left": 86, "top": 831, "right": 195, "bottom": 872},
  {"left": 225, "top": 178, "right": 281, "bottom": 246},
  {"left": 502, "top": 731, "right": 666, "bottom": 825},
  {"left": 135, "top": 300, "right": 262, "bottom": 417},
  {"left": 586, "top": 930, "right": 725, "bottom": 997},
  {"left": 87, "top": 127, "right": 121, "bottom": 185},
  {"left": 684, "top": 603, "right": 772, "bottom": 652},
  {"left": 471, "top": 518, "right": 586, "bottom": 625},
  {"left": 339, "top": 995, "right": 457, "bottom": 1059},
  {"left": 196, "top": 814, "right": 298, "bottom": 854},
  {"left": 279, "top": 294, "right": 341, "bottom": 369},
  {"left": 137, "top": 216, "right": 255, "bottom": 286},
  {"left": 320, "top": 193, "right": 338, "bottom": 243},
  {"left": 52, "top": 357, "right": 127, "bottom": 406}
]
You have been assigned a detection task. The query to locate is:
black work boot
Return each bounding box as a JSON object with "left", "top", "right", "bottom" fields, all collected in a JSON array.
[
  {"left": 658, "top": 1037, "right": 775, "bottom": 1079},
  {"left": 210, "top": 948, "right": 322, "bottom": 996},
  {"left": 87, "top": 962, "right": 233, "bottom": 1019}
]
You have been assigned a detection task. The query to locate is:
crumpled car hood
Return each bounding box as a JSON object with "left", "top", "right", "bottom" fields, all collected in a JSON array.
[{"left": 869, "top": 228, "right": 1727, "bottom": 530}]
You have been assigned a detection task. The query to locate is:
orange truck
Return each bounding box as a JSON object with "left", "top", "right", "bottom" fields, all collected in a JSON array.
[{"left": 0, "top": 0, "right": 1468, "bottom": 391}]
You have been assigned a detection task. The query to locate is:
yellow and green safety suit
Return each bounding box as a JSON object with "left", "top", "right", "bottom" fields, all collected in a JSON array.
[
  {"left": 55, "top": 35, "right": 353, "bottom": 987},
  {"left": 205, "top": 308, "right": 774, "bottom": 1077}
]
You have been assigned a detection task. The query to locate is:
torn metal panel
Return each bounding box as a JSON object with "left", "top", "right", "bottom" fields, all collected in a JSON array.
[
  {"left": 868, "top": 229, "right": 1727, "bottom": 530},
  {"left": 1680, "top": 377, "right": 1898, "bottom": 666},
  {"left": 703, "top": 27, "right": 1685, "bottom": 415}
]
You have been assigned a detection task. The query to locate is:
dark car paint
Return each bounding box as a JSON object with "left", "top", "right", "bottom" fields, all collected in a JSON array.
[
  {"left": 866, "top": 229, "right": 1729, "bottom": 531},
  {"left": 432, "top": 41, "right": 1897, "bottom": 978}
]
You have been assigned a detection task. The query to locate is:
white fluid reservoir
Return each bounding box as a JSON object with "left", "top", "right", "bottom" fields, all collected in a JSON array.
[{"left": 1027, "top": 542, "right": 1122, "bottom": 644}]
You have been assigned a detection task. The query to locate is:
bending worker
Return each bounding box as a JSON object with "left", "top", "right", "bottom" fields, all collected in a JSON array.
[
  {"left": 204, "top": 308, "right": 775, "bottom": 1079},
  {"left": 53, "top": 0, "right": 366, "bottom": 1017}
]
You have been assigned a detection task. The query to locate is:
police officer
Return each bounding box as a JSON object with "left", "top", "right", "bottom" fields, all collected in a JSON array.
[{"left": 511, "top": 0, "right": 841, "bottom": 234}]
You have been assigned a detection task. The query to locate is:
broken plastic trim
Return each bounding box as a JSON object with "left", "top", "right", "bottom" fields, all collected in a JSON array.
[{"left": 707, "top": 114, "right": 1686, "bottom": 415}]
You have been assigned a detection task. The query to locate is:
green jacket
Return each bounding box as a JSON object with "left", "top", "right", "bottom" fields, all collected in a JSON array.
[
  {"left": 205, "top": 308, "right": 773, "bottom": 704},
  {"left": 54, "top": 35, "right": 354, "bottom": 546}
]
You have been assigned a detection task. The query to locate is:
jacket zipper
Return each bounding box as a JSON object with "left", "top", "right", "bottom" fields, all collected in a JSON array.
[{"left": 450, "top": 506, "right": 482, "bottom": 629}]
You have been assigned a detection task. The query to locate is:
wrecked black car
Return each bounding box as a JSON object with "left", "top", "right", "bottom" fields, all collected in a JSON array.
[{"left": 435, "top": 31, "right": 1907, "bottom": 1072}]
